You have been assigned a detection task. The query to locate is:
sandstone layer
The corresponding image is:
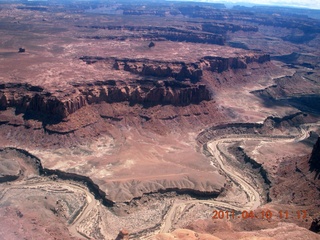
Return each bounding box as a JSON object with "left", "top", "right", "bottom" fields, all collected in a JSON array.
[{"left": 0, "top": 1, "right": 319, "bottom": 240}]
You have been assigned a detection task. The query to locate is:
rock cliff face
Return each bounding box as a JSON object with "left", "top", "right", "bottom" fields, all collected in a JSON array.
[
  {"left": 202, "top": 54, "right": 269, "bottom": 73},
  {"left": 113, "top": 59, "right": 203, "bottom": 82},
  {"left": 0, "top": 83, "right": 64, "bottom": 118},
  {"left": 309, "top": 137, "right": 320, "bottom": 178},
  {"left": 78, "top": 80, "right": 210, "bottom": 107},
  {"left": 202, "top": 22, "right": 258, "bottom": 34},
  {"left": 78, "top": 25, "right": 225, "bottom": 45},
  {"left": 81, "top": 54, "right": 270, "bottom": 78},
  {"left": 0, "top": 81, "right": 210, "bottom": 120},
  {"left": 251, "top": 71, "right": 320, "bottom": 114},
  {"left": 196, "top": 112, "right": 309, "bottom": 145},
  {"left": 179, "top": 5, "right": 320, "bottom": 43},
  {"left": 0, "top": 52, "right": 270, "bottom": 122}
]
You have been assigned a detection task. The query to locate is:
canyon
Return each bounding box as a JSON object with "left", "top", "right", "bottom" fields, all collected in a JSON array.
[
  {"left": 0, "top": 1, "right": 319, "bottom": 239},
  {"left": 0, "top": 52, "right": 270, "bottom": 121}
]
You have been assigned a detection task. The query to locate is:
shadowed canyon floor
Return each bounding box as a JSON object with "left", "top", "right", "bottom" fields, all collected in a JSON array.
[{"left": 0, "top": 1, "right": 320, "bottom": 239}]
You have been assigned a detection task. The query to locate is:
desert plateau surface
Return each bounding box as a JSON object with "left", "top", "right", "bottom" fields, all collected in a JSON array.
[{"left": 0, "top": 0, "right": 320, "bottom": 239}]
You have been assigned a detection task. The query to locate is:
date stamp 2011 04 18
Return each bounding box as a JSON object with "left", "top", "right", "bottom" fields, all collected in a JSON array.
[{"left": 212, "top": 210, "right": 308, "bottom": 220}]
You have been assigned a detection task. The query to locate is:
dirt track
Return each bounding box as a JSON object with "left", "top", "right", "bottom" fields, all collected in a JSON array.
[
  {"left": 61, "top": 125, "right": 311, "bottom": 237},
  {"left": 0, "top": 124, "right": 313, "bottom": 239},
  {"left": 158, "top": 126, "right": 310, "bottom": 234}
]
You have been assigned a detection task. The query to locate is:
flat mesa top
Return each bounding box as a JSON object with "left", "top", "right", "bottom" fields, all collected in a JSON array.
[
  {"left": 0, "top": 39, "right": 257, "bottom": 90},
  {"left": 75, "top": 40, "right": 255, "bottom": 61}
]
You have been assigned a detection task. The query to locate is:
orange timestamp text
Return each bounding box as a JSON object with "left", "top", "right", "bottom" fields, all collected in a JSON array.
[{"left": 212, "top": 209, "right": 308, "bottom": 220}]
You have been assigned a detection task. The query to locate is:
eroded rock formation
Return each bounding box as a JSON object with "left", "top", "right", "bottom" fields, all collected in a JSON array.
[
  {"left": 113, "top": 59, "right": 203, "bottom": 81},
  {"left": 81, "top": 54, "right": 270, "bottom": 78},
  {"left": 309, "top": 137, "right": 320, "bottom": 178},
  {"left": 78, "top": 25, "right": 225, "bottom": 45},
  {"left": 0, "top": 51, "right": 270, "bottom": 122},
  {"left": 0, "top": 81, "right": 211, "bottom": 120}
]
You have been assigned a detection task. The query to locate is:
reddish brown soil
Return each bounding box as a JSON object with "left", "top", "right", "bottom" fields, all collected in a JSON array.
[{"left": 0, "top": 1, "right": 320, "bottom": 239}]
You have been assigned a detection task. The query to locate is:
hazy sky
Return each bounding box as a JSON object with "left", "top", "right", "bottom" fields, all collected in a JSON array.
[{"left": 181, "top": 0, "right": 320, "bottom": 9}]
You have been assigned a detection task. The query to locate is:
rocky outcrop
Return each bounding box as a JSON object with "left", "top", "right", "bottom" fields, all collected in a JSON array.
[
  {"left": 115, "top": 229, "right": 129, "bottom": 240},
  {"left": 0, "top": 147, "right": 43, "bottom": 183},
  {"left": 16, "top": 6, "right": 48, "bottom": 11},
  {"left": 179, "top": 6, "right": 230, "bottom": 20},
  {"left": 0, "top": 174, "right": 19, "bottom": 183},
  {"left": 202, "top": 56, "right": 249, "bottom": 73},
  {"left": 105, "top": 177, "right": 222, "bottom": 203},
  {"left": 81, "top": 54, "right": 270, "bottom": 78},
  {"left": 0, "top": 153, "right": 20, "bottom": 183},
  {"left": 254, "top": 17, "right": 320, "bottom": 44},
  {"left": 122, "top": 9, "right": 166, "bottom": 16},
  {"left": 262, "top": 112, "right": 308, "bottom": 129},
  {"left": 115, "top": 55, "right": 269, "bottom": 78},
  {"left": 197, "top": 112, "right": 308, "bottom": 145},
  {"left": 202, "top": 22, "right": 258, "bottom": 34},
  {"left": 112, "top": 59, "right": 203, "bottom": 82},
  {"left": 237, "top": 146, "right": 271, "bottom": 199},
  {"left": 43, "top": 168, "right": 114, "bottom": 206},
  {"left": 77, "top": 80, "right": 211, "bottom": 107},
  {"left": 310, "top": 217, "right": 320, "bottom": 233},
  {"left": 0, "top": 80, "right": 211, "bottom": 120},
  {"left": 271, "top": 52, "right": 320, "bottom": 69},
  {"left": 251, "top": 71, "right": 320, "bottom": 114},
  {"left": 309, "top": 137, "right": 320, "bottom": 179},
  {"left": 78, "top": 25, "right": 225, "bottom": 45},
  {"left": 0, "top": 83, "right": 86, "bottom": 120},
  {"left": 0, "top": 147, "right": 114, "bottom": 206},
  {"left": 0, "top": 51, "right": 269, "bottom": 122},
  {"left": 196, "top": 122, "right": 262, "bottom": 145},
  {"left": 158, "top": 31, "right": 225, "bottom": 45}
]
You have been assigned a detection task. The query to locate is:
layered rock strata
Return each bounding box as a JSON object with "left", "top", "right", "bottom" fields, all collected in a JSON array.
[
  {"left": 77, "top": 25, "right": 225, "bottom": 45},
  {"left": 309, "top": 137, "right": 320, "bottom": 178},
  {"left": 0, "top": 53, "right": 270, "bottom": 121},
  {"left": 0, "top": 81, "right": 210, "bottom": 120},
  {"left": 80, "top": 54, "right": 270, "bottom": 78}
]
